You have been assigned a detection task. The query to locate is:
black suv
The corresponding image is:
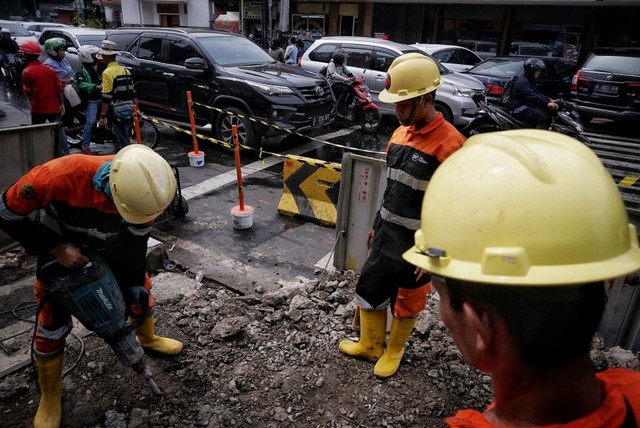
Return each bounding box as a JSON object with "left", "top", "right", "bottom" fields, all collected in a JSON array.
[
  {"left": 105, "top": 28, "right": 335, "bottom": 148},
  {"left": 570, "top": 48, "right": 640, "bottom": 124}
]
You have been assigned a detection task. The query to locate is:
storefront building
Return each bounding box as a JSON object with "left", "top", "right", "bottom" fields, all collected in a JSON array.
[
  {"left": 288, "top": 0, "right": 639, "bottom": 67},
  {"left": 118, "top": 0, "right": 639, "bottom": 67}
]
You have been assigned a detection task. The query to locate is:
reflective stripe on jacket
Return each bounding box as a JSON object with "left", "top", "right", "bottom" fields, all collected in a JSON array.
[{"left": 372, "top": 113, "right": 466, "bottom": 260}]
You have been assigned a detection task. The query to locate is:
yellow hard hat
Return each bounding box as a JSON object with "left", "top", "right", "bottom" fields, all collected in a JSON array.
[
  {"left": 403, "top": 129, "right": 640, "bottom": 285},
  {"left": 109, "top": 145, "right": 176, "bottom": 224},
  {"left": 379, "top": 53, "right": 442, "bottom": 104}
]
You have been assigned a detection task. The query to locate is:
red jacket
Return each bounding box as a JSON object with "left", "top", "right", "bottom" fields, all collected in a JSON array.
[
  {"left": 445, "top": 368, "right": 640, "bottom": 428},
  {"left": 22, "top": 60, "right": 64, "bottom": 115}
]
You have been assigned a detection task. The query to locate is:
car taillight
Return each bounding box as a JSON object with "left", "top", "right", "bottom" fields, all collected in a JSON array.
[
  {"left": 629, "top": 83, "right": 640, "bottom": 100},
  {"left": 570, "top": 72, "right": 579, "bottom": 92},
  {"left": 485, "top": 83, "right": 503, "bottom": 96}
]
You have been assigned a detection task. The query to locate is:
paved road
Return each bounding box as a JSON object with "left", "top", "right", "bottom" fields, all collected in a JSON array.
[{"left": 1, "top": 79, "right": 639, "bottom": 286}]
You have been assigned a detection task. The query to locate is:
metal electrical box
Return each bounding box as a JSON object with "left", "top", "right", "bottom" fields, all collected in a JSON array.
[
  {"left": 333, "top": 153, "right": 386, "bottom": 272},
  {"left": 598, "top": 276, "right": 640, "bottom": 352}
]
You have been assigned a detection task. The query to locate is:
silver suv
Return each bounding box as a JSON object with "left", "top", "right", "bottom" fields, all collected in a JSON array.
[{"left": 300, "top": 36, "right": 486, "bottom": 126}]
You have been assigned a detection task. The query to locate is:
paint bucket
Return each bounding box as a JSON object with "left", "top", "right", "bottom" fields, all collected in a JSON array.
[
  {"left": 188, "top": 151, "right": 205, "bottom": 167},
  {"left": 231, "top": 205, "right": 254, "bottom": 230}
]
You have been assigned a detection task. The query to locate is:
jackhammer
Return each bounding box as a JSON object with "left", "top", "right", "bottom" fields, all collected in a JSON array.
[{"left": 40, "top": 254, "right": 162, "bottom": 395}]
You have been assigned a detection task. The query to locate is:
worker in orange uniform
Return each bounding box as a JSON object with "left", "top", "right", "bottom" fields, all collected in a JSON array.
[
  {"left": 0, "top": 146, "right": 183, "bottom": 428},
  {"left": 403, "top": 129, "right": 640, "bottom": 427},
  {"left": 339, "top": 53, "right": 466, "bottom": 378}
]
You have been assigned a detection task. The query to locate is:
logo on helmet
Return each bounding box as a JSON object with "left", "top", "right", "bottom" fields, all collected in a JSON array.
[{"left": 384, "top": 74, "right": 391, "bottom": 90}]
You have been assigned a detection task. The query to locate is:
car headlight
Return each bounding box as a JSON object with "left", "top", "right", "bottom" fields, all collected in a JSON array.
[
  {"left": 450, "top": 84, "right": 476, "bottom": 97},
  {"left": 246, "top": 80, "right": 294, "bottom": 96}
]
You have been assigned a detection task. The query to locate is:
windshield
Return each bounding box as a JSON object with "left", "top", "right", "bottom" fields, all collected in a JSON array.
[
  {"left": 77, "top": 35, "right": 106, "bottom": 48},
  {"left": 2, "top": 23, "right": 32, "bottom": 36},
  {"left": 471, "top": 59, "right": 523, "bottom": 76},
  {"left": 197, "top": 35, "right": 275, "bottom": 66}
]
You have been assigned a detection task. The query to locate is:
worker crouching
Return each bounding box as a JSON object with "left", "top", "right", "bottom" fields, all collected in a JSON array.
[{"left": 0, "top": 145, "right": 183, "bottom": 428}]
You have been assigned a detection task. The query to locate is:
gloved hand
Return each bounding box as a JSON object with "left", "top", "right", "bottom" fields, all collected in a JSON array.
[{"left": 126, "top": 286, "right": 150, "bottom": 313}]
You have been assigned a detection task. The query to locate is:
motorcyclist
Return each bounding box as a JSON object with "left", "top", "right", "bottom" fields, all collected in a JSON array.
[
  {"left": 327, "top": 49, "right": 355, "bottom": 120},
  {"left": 0, "top": 28, "right": 20, "bottom": 74},
  {"left": 75, "top": 45, "right": 103, "bottom": 154},
  {"left": 510, "top": 58, "right": 558, "bottom": 128}
]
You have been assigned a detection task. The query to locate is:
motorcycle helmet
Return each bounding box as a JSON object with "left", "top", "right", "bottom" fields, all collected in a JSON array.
[
  {"left": 332, "top": 49, "right": 348, "bottom": 66},
  {"left": 19, "top": 41, "right": 42, "bottom": 56},
  {"left": 523, "top": 58, "right": 546, "bottom": 78},
  {"left": 44, "top": 37, "right": 67, "bottom": 58},
  {"left": 0, "top": 28, "right": 11, "bottom": 37},
  {"left": 77, "top": 45, "right": 100, "bottom": 64}
]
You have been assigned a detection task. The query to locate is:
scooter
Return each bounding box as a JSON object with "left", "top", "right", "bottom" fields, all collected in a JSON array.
[
  {"left": 0, "top": 52, "right": 23, "bottom": 92},
  {"left": 464, "top": 93, "right": 590, "bottom": 145},
  {"left": 67, "top": 104, "right": 160, "bottom": 151},
  {"left": 333, "top": 76, "right": 382, "bottom": 133}
]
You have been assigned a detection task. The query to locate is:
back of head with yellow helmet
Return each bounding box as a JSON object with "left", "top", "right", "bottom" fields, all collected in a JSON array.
[
  {"left": 404, "top": 129, "right": 640, "bottom": 286},
  {"left": 109, "top": 145, "right": 177, "bottom": 224},
  {"left": 379, "top": 53, "right": 442, "bottom": 104}
]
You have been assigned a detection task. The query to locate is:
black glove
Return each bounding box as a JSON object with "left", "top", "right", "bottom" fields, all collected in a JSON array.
[{"left": 126, "top": 286, "right": 150, "bottom": 313}]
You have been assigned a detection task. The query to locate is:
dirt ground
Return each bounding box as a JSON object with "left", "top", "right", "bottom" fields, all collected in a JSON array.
[{"left": 1, "top": 251, "right": 639, "bottom": 428}]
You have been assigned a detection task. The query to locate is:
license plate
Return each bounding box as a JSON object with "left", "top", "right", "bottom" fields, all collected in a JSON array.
[
  {"left": 313, "top": 114, "right": 331, "bottom": 126},
  {"left": 594, "top": 83, "right": 619, "bottom": 95}
]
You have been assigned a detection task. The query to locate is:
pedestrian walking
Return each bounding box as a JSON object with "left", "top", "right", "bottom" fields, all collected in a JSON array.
[
  {"left": 403, "top": 129, "right": 640, "bottom": 427},
  {"left": 268, "top": 39, "right": 285, "bottom": 63},
  {"left": 284, "top": 36, "right": 298, "bottom": 65},
  {"left": 0, "top": 145, "right": 183, "bottom": 428},
  {"left": 338, "top": 53, "right": 466, "bottom": 378},
  {"left": 75, "top": 45, "right": 102, "bottom": 154},
  {"left": 295, "top": 39, "right": 305, "bottom": 66},
  {"left": 19, "top": 41, "right": 68, "bottom": 156},
  {"left": 97, "top": 40, "right": 138, "bottom": 150}
]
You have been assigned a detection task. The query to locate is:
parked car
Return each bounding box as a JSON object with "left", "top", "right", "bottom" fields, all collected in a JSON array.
[
  {"left": 37, "top": 27, "right": 107, "bottom": 73},
  {"left": 457, "top": 40, "right": 498, "bottom": 60},
  {"left": 412, "top": 43, "right": 483, "bottom": 72},
  {"left": 38, "top": 27, "right": 106, "bottom": 51},
  {"left": 465, "top": 56, "right": 572, "bottom": 104},
  {"left": 0, "top": 20, "right": 38, "bottom": 46},
  {"left": 509, "top": 42, "right": 556, "bottom": 57},
  {"left": 105, "top": 27, "right": 335, "bottom": 148},
  {"left": 300, "top": 36, "right": 486, "bottom": 126},
  {"left": 21, "top": 22, "right": 69, "bottom": 38},
  {"left": 571, "top": 48, "right": 640, "bottom": 124}
]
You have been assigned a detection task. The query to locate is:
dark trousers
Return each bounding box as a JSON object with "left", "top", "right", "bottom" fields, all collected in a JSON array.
[{"left": 512, "top": 106, "right": 551, "bottom": 129}]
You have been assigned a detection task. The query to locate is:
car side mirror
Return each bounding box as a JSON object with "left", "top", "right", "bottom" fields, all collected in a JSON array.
[
  {"left": 67, "top": 47, "right": 78, "bottom": 54},
  {"left": 184, "top": 57, "right": 207, "bottom": 70}
]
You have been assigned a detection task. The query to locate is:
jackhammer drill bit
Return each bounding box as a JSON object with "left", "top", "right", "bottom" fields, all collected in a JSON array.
[{"left": 132, "top": 359, "right": 162, "bottom": 395}]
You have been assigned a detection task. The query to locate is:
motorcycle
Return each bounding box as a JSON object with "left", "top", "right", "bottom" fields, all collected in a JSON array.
[
  {"left": 464, "top": 93, "right": 590, "bottom": 145},
  {"left": 0, "top": 52, "right": 23, "bottom": 92},
  {"left": 333, "top": 76, "right": 382, "bottom": 133},
  {"left": 67, "top": 105, "right": 160, "bottom": 153}
]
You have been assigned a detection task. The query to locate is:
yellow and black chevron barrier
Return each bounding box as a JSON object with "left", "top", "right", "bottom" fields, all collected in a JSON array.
[{"left": 277, "top": 157, "right": 342, "bottom": 226}]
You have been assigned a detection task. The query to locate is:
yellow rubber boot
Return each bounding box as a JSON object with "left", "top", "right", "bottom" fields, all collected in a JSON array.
[
  {"left": 374, "top": 316, "right": 416, "bottom": 378},
  {"left": 135, "top": 316, "right": 183, "bottom": 355},
  {"left": 34, "top": 353, "right": 64, "bottom": 428},
  {"left": 339, "top": 308, "right": 387, "bottom": 361}
]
